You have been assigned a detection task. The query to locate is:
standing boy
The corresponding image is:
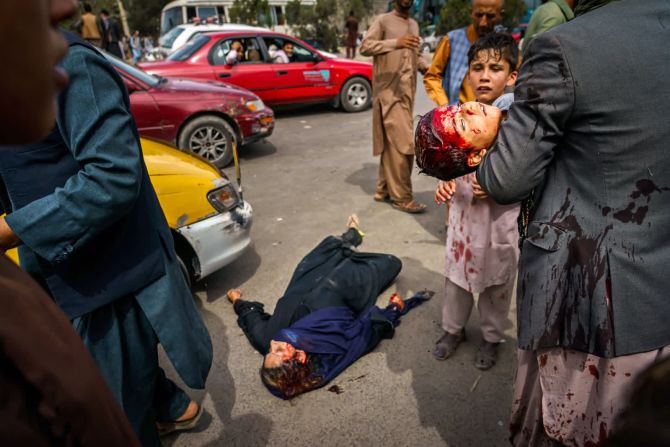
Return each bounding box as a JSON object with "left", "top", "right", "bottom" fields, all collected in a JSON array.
[{"left": 433, "top": 33, "right": 519, "bottom": 370}]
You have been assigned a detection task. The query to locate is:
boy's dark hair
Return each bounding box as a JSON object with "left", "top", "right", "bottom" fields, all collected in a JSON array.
[
  {"left": 100, "top": 9, "right": 109, "bottom": 16},
  {"left": 467, "top": 32, "right": 519, "bottom": 72},
  {"left": 83, "top": 2, "right": 92, "bottom": 13}
]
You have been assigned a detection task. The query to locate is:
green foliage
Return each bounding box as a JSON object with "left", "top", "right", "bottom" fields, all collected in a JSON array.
[
  {"left": 285, "top": 0, "right": 339, "bottom": 52},
  {"left": 229, "top": 0, "right": 272, "bottom": 27},
  {"left": 436, "top": 0, "right": 471, "bottom": 35},
  {"left": 345, "top": 0, "right": 373, "bottom": 20},
  {"left": 501, "top": 0, "right": 527, "bottom": 30},
  {"left": 126, "top": 0, "right": 164, "bottom": 35},
  {"left": 436, "top": 0, "right": 527, "bottom": 35}
]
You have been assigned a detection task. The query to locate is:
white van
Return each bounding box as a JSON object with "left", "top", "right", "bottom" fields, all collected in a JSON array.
[
  {"left": 158, "top": 23, "right": 268, "bottom": 56},
  {"left": 160, "top": 0, "right": 315, "bottom": 37}
]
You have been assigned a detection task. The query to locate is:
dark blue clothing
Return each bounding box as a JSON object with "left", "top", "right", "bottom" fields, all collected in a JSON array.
[
  {"left": 272, "top": 294, "right": 430, "bottom": 396},
  {"left": 234, "top": 232, "right": 429, "bottom": 397},
  {"left": 234, "top": 232, "right": 402, "bottom": 354}
]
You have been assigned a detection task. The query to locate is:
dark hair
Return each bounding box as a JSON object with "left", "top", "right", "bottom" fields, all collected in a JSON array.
[
  {"left": 349, "top": 10, "right": 355, "bottom": 15},
  {"left": 100, "top": 9, "right": 109, "bottom": 16},
  {"left": 260, "top": 356, "right": 322, "bottom": 399},
  {"left": 83, "top": 2, "right": 92, "bottom": 13},
  {"left": 467, "top": 32, "right": 519, "bottom": 72},
  {"left": 414, "top": 109, "right": 475, "bottom": 181}
]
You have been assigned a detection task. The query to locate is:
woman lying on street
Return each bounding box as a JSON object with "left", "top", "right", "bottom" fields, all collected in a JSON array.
[{"left": 226, "top": 216, "right": 433, "bottom": 399}]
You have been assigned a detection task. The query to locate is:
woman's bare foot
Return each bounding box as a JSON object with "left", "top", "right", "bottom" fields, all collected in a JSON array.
[
  {"left": 226, "top": 288, "right": 242, "bottom": 303},
  {"left": 389, "top": 293, "right": 405, "bottom": 311},
  {"left": 347, "top": 214, "right": 360, "bottom": 230}
]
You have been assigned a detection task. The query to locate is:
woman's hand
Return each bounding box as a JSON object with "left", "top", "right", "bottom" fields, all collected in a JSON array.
[
  {"left": 435, "top": 180, "right": 456, "bottom": 204},
  {"left": 471, "top": 176, "right": 488, "bottom": 200},
  {"left": 226, "top": 288, "right": 242, "bottom": 303}
]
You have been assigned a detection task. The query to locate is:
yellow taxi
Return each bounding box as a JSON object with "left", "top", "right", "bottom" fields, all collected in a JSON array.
[{"left": 6, "top": 137, "right": 252, "bottom": 285}]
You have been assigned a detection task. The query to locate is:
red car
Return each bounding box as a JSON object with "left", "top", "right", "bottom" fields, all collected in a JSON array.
[
  {"left": 140, "top": 31, "right": 373, "bottom": 113},
  {"left": 105, "top": 54, "right": 274, "bottom": 167}
]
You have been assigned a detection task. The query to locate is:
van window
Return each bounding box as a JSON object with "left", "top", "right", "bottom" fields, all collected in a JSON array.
[
  {"left": 198, "top": 6, "right": 218, "bottom": 20},
  {"left": 161, "top": 7, "right": 183, "bottom": 35}
]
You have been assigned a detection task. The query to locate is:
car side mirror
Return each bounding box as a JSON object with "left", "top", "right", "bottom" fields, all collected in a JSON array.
[{"left": 311, "top": 53, "right": 323, "bottom": 63}]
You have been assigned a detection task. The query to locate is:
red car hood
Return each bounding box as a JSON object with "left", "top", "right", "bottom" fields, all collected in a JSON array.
[{"left": 155, "top": 76, "right": 257, "bottom": 100}]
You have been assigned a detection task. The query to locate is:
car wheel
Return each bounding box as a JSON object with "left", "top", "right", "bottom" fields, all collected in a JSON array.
[
  {"left": 340, "top": 77, "right": 372, "bottom": 113},
  {"left": 178, "top": 115, "right": 236, "bottom": 168}
]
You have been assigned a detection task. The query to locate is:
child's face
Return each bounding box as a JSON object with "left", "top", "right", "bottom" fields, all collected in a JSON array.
[
  {"left": 467, "top": 49, "right": 517, "bottom": 105},
  {"left": 434, "top": 101, "right": 501, "bottom": 148}
]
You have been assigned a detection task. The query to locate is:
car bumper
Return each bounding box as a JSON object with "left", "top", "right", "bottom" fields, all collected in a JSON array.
[
  {"left": 177, "top": 201, "right": 253, "bottom": 279},
  {"left": 236, "top": 108, "right": 275, "bottom": 145}
]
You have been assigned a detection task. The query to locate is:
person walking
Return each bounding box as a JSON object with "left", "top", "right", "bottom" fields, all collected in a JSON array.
[
  {"left": 0, "top": 0, "right": 139, "bottom": 445},
  {"left": 130, "top": 30, "right": 142, "bottom": 63},
  {"left": 360, "top": 0, "right": 428, "bottom": 214},
  {"left": 344, "top": 10, "right": 359, "bottom": 59},
  {"left": 521, "top": 0, "right": 575, "bottom": 54},
  {"left": 100, "top": 9, "right": 122, "bottom": 58},
  {"left": 476, "top": 1, "right": 670, "bottom": 444},
  {"left": 423, "top": 0, "right": 504, "bottom": 107},
  {"left": 0, "top": 32, "right": 213, "bottom": 446},
  {"left": 79, "top": 2, "right": 102, "bottom": 48}
]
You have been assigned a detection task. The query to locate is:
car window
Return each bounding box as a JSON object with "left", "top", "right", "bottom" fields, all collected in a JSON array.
[
  {"left": 262, "top": 37, "right": 316, "bottom": 63},
  {"left": 168, "top": 34, "right": 211, "bottom": 61},
  {"left": 210, "top": 37, "right": 265, "bottom": 65},
  {"left": 160, "top": 26, "right": 185, "bottom": 49}
]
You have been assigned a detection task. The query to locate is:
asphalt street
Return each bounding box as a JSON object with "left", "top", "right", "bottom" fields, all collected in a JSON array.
[{"left": 162, "top": 76, "right": 518, "bottom": 447}]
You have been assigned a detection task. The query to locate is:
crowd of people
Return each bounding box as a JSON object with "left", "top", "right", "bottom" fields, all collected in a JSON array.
[
  {"left": 2, "top": 0, "right": 670, "bottom": 446},
  {"left": 77, "top": 2, "right": 154, "bottom": 63}
]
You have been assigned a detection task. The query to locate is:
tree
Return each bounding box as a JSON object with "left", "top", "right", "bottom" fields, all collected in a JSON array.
[
  {"left": 285, "top": 0, "right": 339, "bottom": 52},
  {"left": 126, "top": 0, "right": 165, "bottom": 36},
  {"left": 229, "top": 0, "right": 272, "bottom": 27},
  {"left": 436, "top": 0, "right": 526, "bottom": 35}
]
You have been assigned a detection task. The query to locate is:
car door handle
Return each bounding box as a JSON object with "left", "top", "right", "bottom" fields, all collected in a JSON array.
[
  {"left": 218, "top": 73, "right": 231, "bottom": 78},
  {"left": 277, "top": 70, "right": 288, "bottom": 75}
]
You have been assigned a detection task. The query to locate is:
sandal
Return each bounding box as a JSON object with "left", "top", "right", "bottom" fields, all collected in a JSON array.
[
  {"left": 474, "top": 341, "right": 500, "bottom": 370},
  {"left": 433, "top": 329, "right": 466, "bottom": 360},
  {"left": 392, "top": 200, "right": 427, "bottom": 214},
  {"left": 156, "top": 402, "right": 203, "bottom": 436}
]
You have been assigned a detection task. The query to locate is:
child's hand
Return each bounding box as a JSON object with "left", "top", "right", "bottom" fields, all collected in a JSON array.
[
  {"left": 471, "top": 176, "right": 488, "bottom": 199},
  {"left": 435, "top": 180, "right": 456, "bottom": 204}
]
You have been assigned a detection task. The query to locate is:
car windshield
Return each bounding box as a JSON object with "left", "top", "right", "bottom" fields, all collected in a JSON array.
[
  {"left": 169, "top": 35, "right": 210, "bottom": 61},
  {"left": 103, "top": 52, "right": 161, "bottom": 88},
  {"left": 160, "top": 26, "right": 185, "bottom": 49}
]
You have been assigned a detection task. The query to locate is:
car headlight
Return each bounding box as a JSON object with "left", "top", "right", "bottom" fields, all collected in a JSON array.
[
  {"left": 245, "top": 99, "right": 265, "bottom": 112},
  {"left": 207, "top": 184, "right": 239, "bottom": 212}
]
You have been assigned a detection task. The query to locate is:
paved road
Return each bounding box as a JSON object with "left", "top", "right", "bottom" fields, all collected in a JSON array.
[{"left": 162, "top": 78, "right": 517, "bottom": 447}]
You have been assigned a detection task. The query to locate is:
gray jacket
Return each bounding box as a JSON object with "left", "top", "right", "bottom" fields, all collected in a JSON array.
[{"left": 477, "top": 0, "right": 670, "bottom": 358}]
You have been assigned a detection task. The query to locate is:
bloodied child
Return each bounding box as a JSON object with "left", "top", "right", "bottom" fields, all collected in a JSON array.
[{"left": 419, "top": 33, "right": 519, "bottom": 370}]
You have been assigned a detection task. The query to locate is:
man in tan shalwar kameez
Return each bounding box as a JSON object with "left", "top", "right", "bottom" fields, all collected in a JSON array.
[{"left": 360, "top": 0, "right": 428, "bottom": 213}]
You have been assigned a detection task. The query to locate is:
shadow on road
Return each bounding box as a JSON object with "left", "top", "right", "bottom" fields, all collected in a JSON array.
[
  {"left": 238, "top": 140, "right": 278, "bottom": 162},
  {"left": 272, "top": 102, "right": 338, "bottom": 118},
  {"left": 162, "top": 305, "right": 273, "bottom": 447},
  {"left": 378, "top": 256, "right": 517, "bottom": 446},
  {"left": 345, "top": 163, "right": 445, "bottom": 244},
  {"left": 194, "top": 244, "right": 262, "bottom": 303}
]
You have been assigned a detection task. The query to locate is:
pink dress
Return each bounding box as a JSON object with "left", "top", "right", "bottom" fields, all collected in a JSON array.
[{"left": 445, "top": 173, "right": 521, "bottom": 293}]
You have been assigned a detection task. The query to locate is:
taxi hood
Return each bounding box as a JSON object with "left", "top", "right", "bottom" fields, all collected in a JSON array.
[{"left": 142, "top": 137, "right": 220, "bottom": 179}]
